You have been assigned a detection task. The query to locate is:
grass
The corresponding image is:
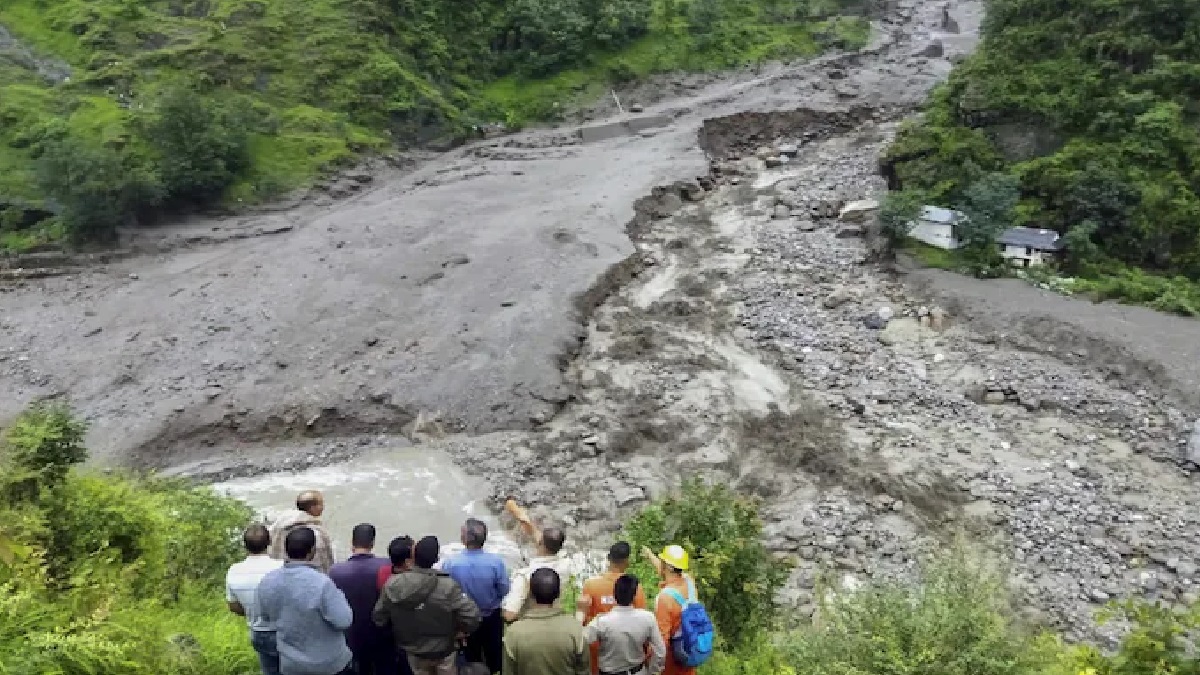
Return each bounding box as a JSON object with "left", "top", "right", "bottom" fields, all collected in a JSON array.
[
  {"left": 0, "top": 219, "right": 65, "bottom": 253},
  {"left": 902, "top": 236, "right": 1200, "bottom": 318},
  {"left": 900, "top": 238, "right": 962, "bottom": 270}
]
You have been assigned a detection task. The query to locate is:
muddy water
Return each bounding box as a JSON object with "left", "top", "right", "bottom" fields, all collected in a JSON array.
[{"left": 214, "top": 444, "right": 525, "bottom": 567}]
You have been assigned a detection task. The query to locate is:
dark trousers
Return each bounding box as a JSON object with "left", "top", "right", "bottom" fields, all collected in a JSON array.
[
  {"left": 462, "top": 611, "right": 504, "bottom": 675},
  {"left": 250, "top": 630, "right": 281, "bottom": 675},
  {"left": 353, "top": 641, "right": 415, "bottom": 675}
]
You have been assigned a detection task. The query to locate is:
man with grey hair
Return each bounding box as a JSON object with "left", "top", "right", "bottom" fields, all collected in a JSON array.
[{"left": 441, "top": 519, "right": 510, "bottom": 673}]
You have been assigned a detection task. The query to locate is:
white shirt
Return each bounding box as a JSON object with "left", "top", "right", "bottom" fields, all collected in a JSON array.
[
  {"left": 502, "top": 553, "right": 575, "bottom": 616},
  {"left": 226, "top": 554, "right": 285, "bottom": 631},
  {"left": 583, "top": 606, "right": 666, "bottom": 674}
]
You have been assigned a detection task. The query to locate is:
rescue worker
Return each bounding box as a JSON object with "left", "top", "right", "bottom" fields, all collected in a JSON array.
[
  {"left": 577, "top": 542, "right": 647, "bottom": 674},
  {"left": 644, "top": 545, "right": 697, "bottom": 675}
]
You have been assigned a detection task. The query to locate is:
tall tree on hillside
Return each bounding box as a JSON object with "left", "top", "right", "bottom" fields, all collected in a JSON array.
[{"left": 957, "top": 172, "right": 1020, "bottom": 267}]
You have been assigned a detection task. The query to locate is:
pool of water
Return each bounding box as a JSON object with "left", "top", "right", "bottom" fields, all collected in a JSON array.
[{"left": 214, "top": 444, "right": 524, "bottom": 567}]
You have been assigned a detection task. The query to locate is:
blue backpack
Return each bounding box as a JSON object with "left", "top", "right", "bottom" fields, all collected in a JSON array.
[{"left": 661, "top": 578, "right": 715, "bottom": 668}]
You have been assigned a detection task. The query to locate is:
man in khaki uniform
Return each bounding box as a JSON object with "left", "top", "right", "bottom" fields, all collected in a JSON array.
[
  {"left": 582, "top": 575, "right": 664, "bottom": 675},
  {"left": 502, "top": 569, "right": 588, "bottom": 675}
]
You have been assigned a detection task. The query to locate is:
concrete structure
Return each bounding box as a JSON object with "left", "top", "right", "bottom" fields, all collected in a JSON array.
[
  {"left": 578, "top": 114, "right": 671, "bottom": 143},
  {"left": 997, "top": 227, "right": 1062, "bottom": 267},
  {"left": 908, "top": 206, "right": 964, "bottom": 250}
]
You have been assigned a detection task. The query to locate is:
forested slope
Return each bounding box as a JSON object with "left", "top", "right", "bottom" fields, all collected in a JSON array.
[
  {"left": 0, "top": 0, "right": 868, "bottom": 249},
  {"left": 883, "top": 0, "right": 1200, "bottom": 311}
]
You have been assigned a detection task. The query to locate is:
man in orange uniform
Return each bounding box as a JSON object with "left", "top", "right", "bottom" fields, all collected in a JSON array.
[
  {"left": 644, "top": 545, "right": 696, "bottom": 675},
  {"left": 576, "top": 542, "right": 646, "bottom": 674}
]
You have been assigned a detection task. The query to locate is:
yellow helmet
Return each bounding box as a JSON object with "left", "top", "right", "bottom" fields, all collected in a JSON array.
[{"left": 660, "top": 544, "right": 689, "bottom": 571}]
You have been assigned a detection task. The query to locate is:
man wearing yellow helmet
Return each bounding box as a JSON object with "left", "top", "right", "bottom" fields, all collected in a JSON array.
[{"left": 643, "top": 545, "right": 696, "bottom": 675}]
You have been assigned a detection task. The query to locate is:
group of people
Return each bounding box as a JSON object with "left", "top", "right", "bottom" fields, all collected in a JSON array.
[{"left": 225, "top": 490, "right": 711, "bottom": 675}]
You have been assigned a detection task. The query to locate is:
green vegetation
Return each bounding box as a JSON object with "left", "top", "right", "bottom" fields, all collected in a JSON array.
[
  {"left": 5, "top": 405, "right": 1200, "bottom": 674},
  {"left": 624, "top": 480, "right": 787, "bottom": 648},
  {"left": 882, "top": 0, "right": 1200, "bottom": 314},
  {"left": 0, "top": 0, "right": 869, "bottom": 249},
  {"left": 0, "top": 404, "right": 254, "bottom": 674}
]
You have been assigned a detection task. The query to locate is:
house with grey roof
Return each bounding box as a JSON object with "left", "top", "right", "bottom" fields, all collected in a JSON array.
[
  {"left": 907, "top": 205, "right": 966, "bottom": 250},
  {"left": 997, "top": 227, "right": 1062, "bottom": 267}
]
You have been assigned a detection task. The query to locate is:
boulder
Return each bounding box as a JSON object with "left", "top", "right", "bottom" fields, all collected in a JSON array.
[
  {"left": 917, "top": 40, "right": 944, "bottom": 58},
  {"left": 838, "top": 199, "right": 880, "bottom": 222},
  {"left": 651, "top": 193, "right": 684, "bottom": 219},
  {"left": 836, "top": 225, "right": 865, "bottom": 239},
  {"left": 863, "top": 313, "right": 888, "bottom": 330},
  {"left": 677, "top": 180, "right": 707, "bottom": 202},
  {"left": 1187, "top": 419, "right": 1200, "bottom": 465},
  {"left": 773, "top": 204, "right": 791, "bottom": 220},
  {"left": 824, "top": 289, "right": 855, "bottom": 309}
]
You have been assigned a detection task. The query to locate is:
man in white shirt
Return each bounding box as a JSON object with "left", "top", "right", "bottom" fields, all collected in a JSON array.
[
  {"left": 582, "top": 575, "right": 665, "bottom": 675},
  {"left": 501, "top": 498, "right": 574, "bottom": 622},
  {"left": 227, "top": 524, "right": 286, "bottom": 675}
]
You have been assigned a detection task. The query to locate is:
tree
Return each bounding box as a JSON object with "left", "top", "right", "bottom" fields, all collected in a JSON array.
[
  {"left": 145, "top": 85, "right": 250, "bottom": 203},
  {"left": 878, "top": 188, "right": 927, "bottom": 253},
  {"left": 957, "top": 172, "right": 1020, "bottom": 267},
  {"left": 688, "top": 0, "right": 724, "bottom": 36},
  {"left": 2, "top": 404, "right": 86, "bottom": 497},
  {"left": 1062, "top": 220, "right": 1101, "bottom": 274},
  {"left": 35, "top": 137, "right": 162, "bottom": 241}
]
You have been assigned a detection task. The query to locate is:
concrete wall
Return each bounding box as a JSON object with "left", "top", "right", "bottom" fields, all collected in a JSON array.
[
  {"left": 909, "top": 220, "right": 958, "bottom": 250},
  {"left": 1000, "top": 244, "right": 1053, "bottom": 267},
  {"left": 578, "top": 115, "right": 671, "bottom": 143}
]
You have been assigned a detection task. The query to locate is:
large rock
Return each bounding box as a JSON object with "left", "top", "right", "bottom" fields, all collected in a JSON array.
[
  {"left": 1188, "top": 419, "right": 1200, "bottom": 465},
  {"left": 917, "top": 40, "right": 944, "bottom": 58},
  {"left": 838, "top": 199, "right": 879, "bottom": 222},
  {"left": 651, "top": 193, "right": 684, "bottom": 219}
]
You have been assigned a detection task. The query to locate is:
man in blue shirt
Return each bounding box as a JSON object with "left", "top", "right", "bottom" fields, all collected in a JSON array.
[
  {"left": 441, "top": 518, "right": 510, "bottom": 674},
  {"left": 258, "top": 527, "right": 354, "bottom": 675}
]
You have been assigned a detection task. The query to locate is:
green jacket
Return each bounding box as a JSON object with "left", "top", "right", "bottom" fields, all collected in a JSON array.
[{"left": 503, "top": 607, "right": 589, "bottom": 675}]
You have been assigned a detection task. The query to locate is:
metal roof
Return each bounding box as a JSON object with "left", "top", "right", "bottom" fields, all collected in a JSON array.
[
  {"left": 919, "top": 205, "right": 964, "bottom": 224},
  {"left": 997, "top": 227, "right": 1062, "bottom": 251}
]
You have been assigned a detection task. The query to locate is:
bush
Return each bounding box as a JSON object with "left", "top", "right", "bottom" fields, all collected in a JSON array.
[
  {"left": 0, "top": 405, "right": 254, "bottom": 675},
  {"left": 780, "top": 548, "right": 1040, "bottom": 675},
  {"left": 623, "top": 480, "right": 787, "bottom": 647},
  {"left": 2, "top": 403, "right": 86, "bottom": 492},
  {"left": 879, "top": 188, "right": 926, "bottom": 252},
  {"left": 35, "top": 136, "right": 163, "bottom": 241},
  {"left": 145, "top": 85, "right": 250, "bottom": 203}
]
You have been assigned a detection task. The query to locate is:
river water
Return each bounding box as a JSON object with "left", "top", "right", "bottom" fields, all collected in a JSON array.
[{"left": 214, "top": 444, "right": 525, "bottom": 567}]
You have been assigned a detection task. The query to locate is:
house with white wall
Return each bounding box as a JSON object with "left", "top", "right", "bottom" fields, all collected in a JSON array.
[
  {"left": 907, "top": 206, "right": 964, "bottom": 250},
  {"left": 997, "top": 227, "right": 1062, "bottom": 267}
]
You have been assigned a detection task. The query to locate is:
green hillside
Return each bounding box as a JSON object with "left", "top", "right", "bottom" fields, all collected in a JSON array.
[
  {"left": 883, "top": 0, "right": 1200, "bottom": 314},
  {"left": 0, "top": 0, "right": 868, "bottom": 250}
]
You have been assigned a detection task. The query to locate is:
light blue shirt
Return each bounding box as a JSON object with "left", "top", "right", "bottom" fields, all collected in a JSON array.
[
  {"left": 258, "top": 561, "right": 353, "bottom": 675},
  {"left": 442, "top": 548, "right": 511, "bottom": 615}
]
